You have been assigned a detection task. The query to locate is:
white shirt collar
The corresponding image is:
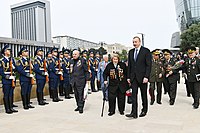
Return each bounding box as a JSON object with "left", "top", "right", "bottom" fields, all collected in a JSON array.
[
  {"left": 22, "top": 56, "right": 27, "bottom": 60},
  {"left": 135, "top": 45, "right": 142, "bottom": 52}
]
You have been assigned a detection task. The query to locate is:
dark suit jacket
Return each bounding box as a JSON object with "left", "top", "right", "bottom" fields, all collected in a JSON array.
[
  {"left": 70, "top": 58, "right": 88, "bottom": 88},
  {"left": 127, "top": 46, "right": 152, "bottom": 83}
]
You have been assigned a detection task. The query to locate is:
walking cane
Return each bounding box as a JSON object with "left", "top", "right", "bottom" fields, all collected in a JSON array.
[{"left": 101, "top": 83, "right": 108, "bottom": 117}]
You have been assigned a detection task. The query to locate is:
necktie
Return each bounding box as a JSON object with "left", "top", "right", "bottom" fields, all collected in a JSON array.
[{"left": 134, "top": 49, "right": 138, "bottom": 61}]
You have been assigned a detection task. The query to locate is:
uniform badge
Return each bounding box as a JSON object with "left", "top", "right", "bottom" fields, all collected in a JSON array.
[{"left": 77, "top": 60, "right": 81, "bottom": 67}]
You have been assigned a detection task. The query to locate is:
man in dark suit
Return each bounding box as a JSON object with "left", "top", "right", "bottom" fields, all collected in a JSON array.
[
  {"left": 70, "top": 50, "right": 88, "bottom": 114},
  {"left": 126, "top": 36, "right": 152, "bottom": 119}
]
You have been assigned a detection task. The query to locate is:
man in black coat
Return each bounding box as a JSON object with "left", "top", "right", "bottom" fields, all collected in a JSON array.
[
  {"left": 126, "top": 36, "right": 152, "bottom": 119},
  {"left": 70, "top": 50, "right": 88, "bottom": 114}
]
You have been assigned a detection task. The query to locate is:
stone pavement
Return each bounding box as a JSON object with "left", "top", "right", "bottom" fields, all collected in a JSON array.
[{"left": 0, "top": 78, "right": 200, "bottom": 133}]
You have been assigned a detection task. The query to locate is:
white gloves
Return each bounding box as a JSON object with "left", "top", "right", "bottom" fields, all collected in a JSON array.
[
  {"left": 29, "top": 74, "right": 34, "bottom": 78},
  {"left": 9, "top": 76, "right": 15, "bottom": 80},
  {"left": 58, "top": 71, "right": 63, "bottom": 75},
  {"left": 44, "top": 72, "right": 49, "bottom": 76}
]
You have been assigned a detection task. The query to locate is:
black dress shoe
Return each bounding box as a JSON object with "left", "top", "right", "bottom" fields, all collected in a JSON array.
[
  {"left": 125, "top": 113, "right": 137, "bottom": 118},
  {"left": 120, "top": 112, "right": 124, "bottom": 115},
  {"left": 139, "top": 112, "right": 146, "bottom": 117},
  {"left": 79, "top": 109, "right": 83, "bottom": 114},
  {"left": 28, "top": 104, "right": 35, "bottom": 108},
  {"left": 193, "top": 104, "right": 199, "bottom": 109},
  {"left": 74, "top": 107, "right": 79, "bottom": 111},
  {"left": 108, "top": 112, "right": 115, "bottom": 116},
  {"left": 10, "top": 108, "right": 18, "bottom": 113},
  {"left": 169, "top": 101, "right": 174, "bottom": 105},
  {"left": 150, "top": 100, "right": 154, "bottom": 105},
  {"left": 13, "top": 104, "right": 18, "bottom": 107},
  {"left": 157, "top": 101, "right": 162, "bottom": 104}
]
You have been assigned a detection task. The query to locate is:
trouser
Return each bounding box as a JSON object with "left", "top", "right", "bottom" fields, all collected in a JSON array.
[
  {"left": 188, "top": 82, "right": 200, "bottom": 106},
  {"left": 149, "top": 82, "right": 162, "bottom": 103},
  {"left": 63, "top": 80, "right": 70, "bottom": 97},
  {"left": 90, "top": 72, "right": 96, "bottom": 91},
  {"left": 108, "top": 87, "right": 125, "bottom": 113},
  {"left": 73, "top": 83, "right": 85, "bottom": 110},
  {"left": 59, "top": 80, "right": 64, "bottom": 96},
  {"left": 165, "top": 79, "right": 177, "bottom": 103},
  {"left": 131, "top": 79, "right": 148, "bottom": 116},
  {"left": 185, "top": 78, "right": 191, "bottom": 96},
  {"left": 163, "top": 78, "right": 169, "bottom": 94}
]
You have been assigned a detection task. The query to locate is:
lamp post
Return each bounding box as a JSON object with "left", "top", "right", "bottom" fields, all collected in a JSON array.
[{"left": 137, "top": 33, "right": 145, "bottom": 46}]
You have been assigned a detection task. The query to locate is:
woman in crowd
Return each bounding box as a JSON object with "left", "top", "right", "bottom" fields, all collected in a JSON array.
[{"left": 103, "top": 54, "right": 128, "bottom": 116}]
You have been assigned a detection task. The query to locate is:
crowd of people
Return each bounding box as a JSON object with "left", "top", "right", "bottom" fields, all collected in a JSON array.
[{"left": 0, "top": 36, "right": 200, "bottom": 120}]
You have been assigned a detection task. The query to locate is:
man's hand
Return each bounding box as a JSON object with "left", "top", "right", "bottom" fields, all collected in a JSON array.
[
  {"left": 104, "top": 81, "right": 108, "bottom": 85},
  {"left": 169, "top": 71, "right": 173, "bottom": 75},
  {"left": 143, "top": 77, "right": 148, "bottom": 83},
  {"left": 159, "top": 73, "right": 162, "bottom": 78},
  {"left": 127, "top": 79, "right": 131, "bottom": 84}
]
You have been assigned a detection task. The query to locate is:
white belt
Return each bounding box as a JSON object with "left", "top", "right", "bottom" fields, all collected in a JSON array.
[
  {"left": 25, "top": 70, "right": 30, "bottom": 73},
  {"left": 4, "top": 72, "right": 11, "bottom": 74},
  {"left": 55, "top": 68, "right": 63, "bottom": 71},
  {"left": 40, "top": 68, "right": 44, "bottom": 70}
]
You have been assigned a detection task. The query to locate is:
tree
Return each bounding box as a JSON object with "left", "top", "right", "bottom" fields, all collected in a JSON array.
[
  {"left": 180, "top": 22, "right": 200, "bottom": 51},
  {"left": 118, "top": 49, "right": 128, "bottom": 62}
]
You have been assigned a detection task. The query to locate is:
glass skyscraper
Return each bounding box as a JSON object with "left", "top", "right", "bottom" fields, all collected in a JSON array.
[{"left": 174, "top": 0, "right": 200, "bottom": 31}]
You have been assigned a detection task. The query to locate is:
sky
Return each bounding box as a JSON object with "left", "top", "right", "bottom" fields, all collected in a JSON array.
[{"left": 0, "top": 0, "right": 179, "bottom": 50}]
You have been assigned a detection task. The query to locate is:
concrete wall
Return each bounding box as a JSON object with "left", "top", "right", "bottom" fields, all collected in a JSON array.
[{"left": 0, "top": 80, "right": 49, "bottom": 105}]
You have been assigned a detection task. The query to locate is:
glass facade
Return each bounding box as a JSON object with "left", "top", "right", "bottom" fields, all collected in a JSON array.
[{"left": 174, "top": 0, "right": 200, "bottom": 31}]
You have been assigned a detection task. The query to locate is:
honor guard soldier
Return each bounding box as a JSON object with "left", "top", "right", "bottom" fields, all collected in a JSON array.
[
  {"left": 82, "top": 50, "right": 92, "bottom": 95},
  {"left": 149, "top": 50, "right": 164, "bottom": 105},
  {"left": 88, "top": 51, "right": 97, "bottom": 92},
  {"left": 16, "top": 47, "right": 35, "bottom": 110},
  {"left": 47, "top": 47, "right": 63, "bottom": 102},
  {"left": 70, "top": 50, "right": 88, "bottom": 114},
  {"left": 46, "top": 50, "right": 53, "bottom": 98},
  {"left": 95, "top": 52, "right": 101, "bottom": 90},
  {"left": 58, "top": 51, "right": 64, "bottom": 96},
  {"left": 162, "top": 49, "right": 179, "bottom": 105},
  {"left": 182, "top": 47, "right": 200, "bottom": 109},
  {"left": 62, "top": 49, "right": 73, "bottom": 99},
  {"left": 0, "top": 45, "right": 18, "bottom": 114},
  {"left": 33, "top": 47, "right": 49, "bottom": 106}
]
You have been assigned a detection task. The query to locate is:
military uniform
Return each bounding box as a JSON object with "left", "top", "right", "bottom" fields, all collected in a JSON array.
[
  {"left": 62, "top": 49, "right": 73, "bottom": 99},
  {"left": 16, "top": 47, "right": 35, "bottom": 109},
  {"left": 88, "top": 55, "right": 96, "bottom": 92},
  {"left": 33, "top": 47, "right": 49, "bottom": 105},
  {"left": 47, "top": 47, "right": 63, "bottom": 102},
  {"left": 182, "top": 47, "right": 200, "bottom": 109},
  {"left": 163, "top": 49, "right": 179, "bottom": 105},
  {"left": 103, "top": 62, "right": 128, "bottom": 116},
  {"left": 70, "top": 57, "right": 88, "bottom": 113},
  {"left": 149, "top": 50, "right": 164, "bottom": 105},
  {"left": 46, "top": 50, "right": 53, "bottom": 98},
  {"left": 0, "top": 45, "right": 18, "bottom": 114},
  {"left": 58, "top": 51, "right": 64, "bottom": 96}
]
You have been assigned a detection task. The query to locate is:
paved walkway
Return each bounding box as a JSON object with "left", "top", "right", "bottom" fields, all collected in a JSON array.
[{"left": 0, "top": 78, "right": 200, "bottom": 133}]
